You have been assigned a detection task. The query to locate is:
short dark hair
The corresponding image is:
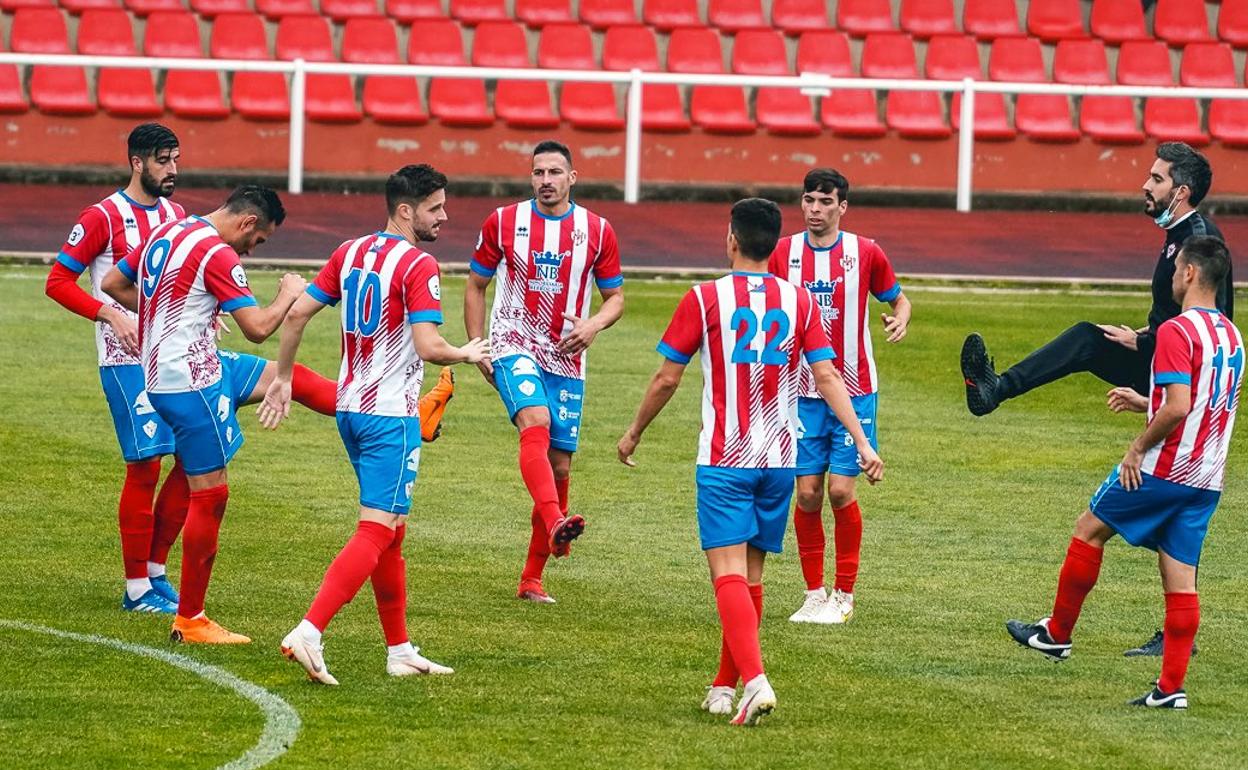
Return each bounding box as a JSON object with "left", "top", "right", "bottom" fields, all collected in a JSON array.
[
  {"left": 804, "top": 168, "right": 849, "bottom": 202},
  {"left": 731, "top": 198, "right": 783, "bottom": 260},
  {"left": 385, "top": 164, "right": 448, "bottom": 215},
  {"left": 224, "top": 184, "right": 286, "bottom": 227},
  {"left": 127, "top": 123, "right": 178, "bottom": 160},
  {"left": 1157, "top": 142, "right": 1212, "bottom": 206},
  {"left": 532, "top": 139, "right": 573, "bottom": 167},
  {"left": 1179, "top": 235, "right": 1230, "bottom": 290}
]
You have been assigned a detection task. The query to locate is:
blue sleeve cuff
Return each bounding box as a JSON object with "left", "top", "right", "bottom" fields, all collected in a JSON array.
[
  {"left": 56, "top": 251, "right": 88, "bottom": 274},
  {"left": 657, "top": 340, "right": 692, "bottom": 364},
  {"left": 116, "top": 259, "right": 137, "bottom": 282},
  {"left": 873, "top": 282, "right": 902, "bottom": 303},
  {"left": 219, "top": 295, "right": 257, "bottom": 312},
  {"left": 407, "top": 310, "right": 444, "bottom": 325},
  {"left": 1155, "top": 372, "right": 1192, "bottom": 386},
  {"left": 469, "top": 259, "right": 496, "bottom": 278},
  {"left": 306, "top": 284, "right": 339, "bottom": 306},
  {"left": 596, "top": 274, "right": 624, "bottom": 290},
  {"left": 804, "top": 346, "right": 836, "bottom": 364}
]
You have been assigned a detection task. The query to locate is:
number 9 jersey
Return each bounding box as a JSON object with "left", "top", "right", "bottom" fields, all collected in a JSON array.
[{"left": 657, "top": 271, "right": 834, "bottom": 469}]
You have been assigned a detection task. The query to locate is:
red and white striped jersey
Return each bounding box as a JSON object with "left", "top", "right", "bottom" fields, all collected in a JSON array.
[
  {"left": 120, "top": 217, "right": 256, "bottom": 393},
  {"left": 56, "top": 190, "right": 185, "bottom": 366},
  {"left": 471, "top": 200, "right": 623, "bottom": 380},
  {"left": 768, "top": 231, "right": 900, "bottom": 398},
  {"left": 309, "top": 232, "right": 444, "bottom": 418},
  {"left": 658, "top": 272, "right": 835, "bottom": 469},
  {"left": 1142, "top": 308, "right": 1243, "bottom": 491}
]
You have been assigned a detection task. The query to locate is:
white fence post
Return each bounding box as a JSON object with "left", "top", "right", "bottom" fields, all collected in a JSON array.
[
  {"left": 956, "top": 77, "right": 975, "bottom": 213},
  {"left": 623, "top": 68, "right": 643, "bottom": 204},
  {"left": 288, "top": 58, "right": 306, "bottom": 195}
]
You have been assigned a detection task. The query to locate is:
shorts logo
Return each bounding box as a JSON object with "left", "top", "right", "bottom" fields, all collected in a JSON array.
[
  {"left": 216, "top": 395, "right": 231, "bottom": 423},
  {"left": 518, "top": 381, "right": 537, "bottom": 397},
  {"left": 843, "top": 435, "right": 855, "bottom": 447},
  {"left": 406, "top": 448, "right": 421, "bottom": 472},
  {"left": 404, "top": 481, "right": 414, "bottom": 499},
  {"left": 231, "top": 265, "right": 249, "bottom": 289},
  {"left": 510, "top": 357, "right": 539, "bottom": 377},
  {"left": 219, "top": 350, "right": 239, "bottom": 360},
  {"left": 569, "top": 426, "right": 578, "bottom": 437},
  {"left": 427, "top": 274, "right": 441, "bottom": 301},
  {"left": 142, "top": 420, "right": 157, "bottom": 439},
  {"left": 67, "top": 224, "right": 85, "bottom": 246},
  {"left": 133, "top": 391, "right": 155, "bottom": 415}
]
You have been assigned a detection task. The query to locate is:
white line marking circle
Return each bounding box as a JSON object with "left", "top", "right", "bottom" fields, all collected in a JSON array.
[{"left": 0, "top": 619, "right": 300, "bottom": 770}]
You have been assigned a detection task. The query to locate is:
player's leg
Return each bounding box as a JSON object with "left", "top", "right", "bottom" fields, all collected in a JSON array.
[
  {"left": 147, "top": 458, "right": 189, "bottom": 604},
  {"left": 789, "top": 397, "right": 832, "bottom": 622},
  {"left": 1129, "top": 550, "right": 1198, "bottom": 708},
  {"left": 544, "top": 368, "right": 585, "bottom": 556},
  {"left": 229, "top": 353, "right": 336, "bottom": 415}
]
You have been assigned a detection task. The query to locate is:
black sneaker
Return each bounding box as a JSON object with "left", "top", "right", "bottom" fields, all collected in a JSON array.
[
  {"left": 961, "top": 333, "right": 1001, "bottom": 416},
  {"left": 1006, "top": 617, "right": 1071, "bottom": 662},
  {"left": 1128, "top": 685, "right": 1188, "bottom": 709},
  {"left": 1123, "top": 629, "right": 1199, "bottom": 658}
]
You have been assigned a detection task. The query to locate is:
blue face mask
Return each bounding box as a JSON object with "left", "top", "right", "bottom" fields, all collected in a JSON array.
[{"left": 1153, "top": 188, "right": 1185, "bottom": 228}]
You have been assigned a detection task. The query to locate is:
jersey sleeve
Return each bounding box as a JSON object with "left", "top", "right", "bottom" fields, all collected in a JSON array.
[
  {"left": 1153, "top": 320, "right": 1194, "bottom": 386},
  {"left": 767, "top": 240, "right": 787, "bottom": 278},
  {"left": 866, "top": 240, "right": 901, "bottom": 302},
  {"left": 657, "top": 289, "right": 702, "bottom": 364},
  {"left": 404, "top": 256, "right": 444, "bottom": 325},
  {"left": 203, "top": 247, "right": 258, "bottom": 312},
  {"left": 797, "top": 288, "right": 836, "bottom": 364},
  {"left": 307, "top": 242, "right": 347, "bottom": 306},
  {"left": 45, "top": 261, "right": 103, "bottom": 320},
  {"left": 593, "top": 220, "right": 624, "bottom": 290},
  {"left": 57, "top": 206, "right": 112, "bottom": 274},
  {"left": 470, "top": 210, "right": 504, "bottom": 279}
]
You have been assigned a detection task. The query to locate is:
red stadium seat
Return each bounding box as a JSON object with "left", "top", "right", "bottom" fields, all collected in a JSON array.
[
  {"left": 0, "top": 0, "right": 53, "bottom": 9},
  {"left": 602, "top": 25, "right": 688, "bottom": 130},
  {"left": 1154, "top": 0, "right": 1212, "bottom": 47},
  {"left": 797, "top": 30, "right": 885, "bottom": 137},
  {"left": 190, "top": 0, "right": 249, "bottom": 17},
  {"left": 837, "top": 0, "right": 893, "bottom": 37},
  {"left": 1052, "top": 38, "right": 1111, "bottom": 84},
  {"left": 12, "top": 8, "right": 96, "bottom": 115},
  {"left": 61, "top": 0, "right": 121, "bottom": 14},
  {"left": 667, "top": 28, "right": 752, "bottom": 133},
  {"left": 255, "top": 0, "right": 315, "bottom": 19},
  {"left": 516, "top": 0, "right": 572, "bottom": 27},
  {"left": 1116, "top": 40, "right": 1206, "bottom": 144},
  {"left": 860, "top": 32, "right": 917, "bottom": 76},
  {"left": 277, "top": 16, "right": 361, "bottom": 122},
  {"left": 708, "top": 0, "right": 767, "bottom": 33},
  {"left": 1219, "top": 1, "right": 1248, "bottom": 48},
  {"left": 770, "top": 0, "right": 827, "bottom": 34},
  {"left": 731, "top": 28, "right": 787, "bottom": 73},
  {"left": 666, "top": 27, "right": 724, "bottom": 73},
  {"left": 1179, "top": 41, "right": 1247, "bottom": 144},
  {"left": 211, "top": 12, "right": 270, "bottom": 58},
  {"left": 321, "top": 0, "right": 381, "bottom": 21},
  {"left": 471, "top": 22, "right": 556, "bottom": 127},
  {"left": 386, "top": 0, "right": 442, "bottom": 23},
  {"left": 144, "top": 11, "right": 203, "bottom": 56},
  {"left": 472, "top": 21, "right": 530, "bottom": 66},
  {"left": 1089, "top": 0, "right": 1148, "bottom": 44},
  {"left": 861, "top": 33, "right": 949, "bottom": 137},
  {"left": 79, "top": 9, "right": 161, "bottom": 117},
  {"left": 988, "top": 35, "right": 1045, "bottom": 81},
  {"left": 211, "top": 14, "right": 289, "bottom": 120},
  {"left": 0, "top": 64, "right": 27, "bottom": 114},
  {"left": 125, "top": 0, "right": 184, "bottom": 16},
  {"left": 900, "top": 0, "right": 957, "bottom": 39},
  {"left": 990, "top": 37, "right": 1078, "bottom": 141},
  {"left": 579, "top": 0, "right": 635, "bottom": 29},
  {"left": 1053, "top": 39, "right": 1142, "bottom": 143},
  {"left": 1026, "top": 0, "right": 1085, "bottom": 42},
  {"left": 343, "top": 16, "right": 401, "bottom": 61},
  {"left": 450, "top": 0, "right": 506, "bottom": 25},
  {"left": 925, "top": 34, "right": 1014, "bottom": 139},
  {"left": 537, "top": 23, "right": 594, "bottom": 68},
  {"left": 11, "top": 7, "right": 72, "bottom": 53},
  {"left": 407, "top": 17, "right": 465, "bottom": 64},
  {"left": 342, "top": 17, "right": 425, "bottom": 124},
  {"left": 276, "top": 14, "right": 335, "bottom": 59},
  {"left": 78, "top": 7, "right": 137, "bottom": 55},
  {"left": 732, "top": 29, "right": 817, "bottom": 135},
  {"left": 538, "top": 25, "right": 618, "bottom": 128},
  {"left": 643, "top": 0, "right": 701, "bottom": 31},
  {"left": 962, "top": 0, "right": 1019, "bottom": 40},
  {"left": 1116, "top": 40, "right": 1175, "bottom": 85},
  {"left": 145, "top": 12, "right": 231, "bottom": 118},
  {"left": 408, "top": 18, "right": 491, "bottom": 125}
]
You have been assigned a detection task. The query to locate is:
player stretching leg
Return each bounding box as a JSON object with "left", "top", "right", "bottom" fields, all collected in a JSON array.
[
  {"left": 768, "top": 169, "right": 911, "bottom": 624},
  {"left": 103, "top": 186, "right": 304, "bottom": 644},
  {"left": 618, "top": 199, "right": 884, "bottom": 726},
  {"left": 1006, "top": 236, "right": 1239, "bottom": 710},
  {"left": 464, "top": 140, "right": 625, "bottom": 604},
  {"left": 260, "top": 165, "right": 487, "bottom": 684}
]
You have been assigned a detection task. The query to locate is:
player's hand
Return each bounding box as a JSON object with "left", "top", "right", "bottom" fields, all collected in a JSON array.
[
  {"left": 1118, "top": 444, "right": 1144, "bottom": 491},
  {"left": 1098, "top": 324, "right": 1138, "bottom": 352},
  {"left": 1107, "top": 387, "right": 1148, "bottom": 413},
  {"left": 458, "top": 337, "right": 490, "bottom": 364},
  {"left": 215, "top": 313, "right": 232, "bottom": 341},
  {"left": 102, "top": 306, "right": 140, "bottom": 356},
  {"left": 858, "top": 447, "right": 884, "bottom": 484},
  {"left": 476, "top": 357, "right": 496, "bottom": 388},
  {"left": 881, "top": 312, "right": 908, "bottom": 343},
  {"left": 256, "top": 378, "right": 292, "bottom": 430},
  {"left": 556, "top": 312, "right": 601, "bottom": 355},
  {"left": 277, "top": 272, "right": 307, "bottom": 299},
  {"left": 617, "top": 430, "right": 640, "bottom": 467}
]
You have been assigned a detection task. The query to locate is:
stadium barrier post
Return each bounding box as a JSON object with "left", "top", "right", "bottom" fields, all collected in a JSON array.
[
  {"left": 624, "top": 69, "right": 643, "bottom": 204},
  {"left": 956, "top": 77, "right": 975, "bottom": 214},
  {"left": 288, "top": 58, "right": 306, "bottom": 195}
]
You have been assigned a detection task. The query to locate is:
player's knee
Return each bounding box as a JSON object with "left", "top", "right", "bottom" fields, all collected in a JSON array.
[
  {"left": 1073, "top": 510, "right": 1112, "bottom": 546},
  {"left": 513, "top": 407, "right": 550, "bottom": 431},
  {"left": 826, "top": 481, "right": 856, "bottom": 509},
  {"left": 795, "top": 484, "right": 823, "bottom": 512},
  {"left": 1068, "top": 321, "right": 1104, "bottom": 345},
  {"left": 187, "top": 469, "right": 228, "bottom": 491}
]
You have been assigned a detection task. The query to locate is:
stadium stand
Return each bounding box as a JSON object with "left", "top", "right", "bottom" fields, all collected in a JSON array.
[
  {"left": 602, "top": 24, "right": 689, "bottom": 130},
  {"left": 900, "top": 0, "right": 958, "bottom": 39},
  {"left": 862, "top": 32, "right": 951, "bottom": 137},
  {"left": 1153, "top": 0, "right": 1213, "bottom": 46},
  {"left": 539, "top": 23, "right": 623, "bottom": 129},
  {"left": 211, "top": 12, "right": 291, "bottom": 120},
  {"left": 1219, "top": 0, "right": 1248, "bottom": 48},
  {"left": 11, "top": 7, "right": 95, "bottom": 114},
  {"left": 1026, "top": 0, "right": 1086, "bottom": 42},
  {"left": 516, "top": 0, "right": 574, "bottom": 28},
  {"left": 926, "top": 34, "right": 1015, "bottom": 139},
  {"left": 386, "top": 0, "right": 443, "bottom": 24},
  {"left": 1116, "top": 39, "right": 1207, "bottom": 145},
  {"left": 770, "top": 0, "right": 828, "bottom": 35},
  {"left": 643, "top": 0, "right": 701, "bottom": 31},
  {"left": 707, "top": 0, "right": 766, "bottom": 34},
  {"left": 797, "top": 29, "right": 885, "bottom": 137},
  {"left": 1054, "top": 38, "right": 1143, "bottom": 143},
  {"left": 451, "top": 0, "right": 508, "bottom": 25},
  {"left": 668, "top": 27, "right": 754, "bottom": 132},
  {"left": 963, "top": 0, "right": 1022, "bottom": 40},
  {"left": 1180, "top": 41, "right": 1248, "bottom": 145},
  {"left": 732, "top": 28, "right": 818, "bottom": 135},
  {"left": 276, "top": 15, "right": 362, "bottom": 122},
  {"left": 409, "top": 17, "right": 492, "bottom": 125},
  {"left": 579, "top": 0, "right": 636, "bottom": 30},
  {"left": 473, "top": 20, "right": 559, "bottom": 128},
  {"left": 837, "top": 0, "right": 895, "bottom": 37},
  {"left": 343, "top": 16, "right": 427, "bottom": 124},
  {"left": 256, "top": 0, "right": 316, "bottom": 20},
  {"left": 1089, "top": 0, "right": 1149, "bottom": 44},
  {"left": 80, "top": 7, "right": 162, "bottom": 117},
  {"left": 990, "top": 36, "right": 1080, "bottom": 141}
]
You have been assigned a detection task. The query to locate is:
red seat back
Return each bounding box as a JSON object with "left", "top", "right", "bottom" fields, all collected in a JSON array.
[
  {"left": 1155, "top": 0, "right": 1212, "bottom": 46},
  {"left": 516, "top": 0, "right": 572, "bottom": 27},
  {"left": 667, "top": 28, "right": 724, "bottom": 73},
  {"left": 11, "top": 8, "right": 71, "bottom": 53},
  {"left": 708, "top": 0, "right": 766, "bottom": 33},
  {"left": 1090, "top": 0, "right": 1148, "bottom": 44},
  {"left": 796, "top": 30, "right": 852, "bottom": 76},
  {"left": 144, "top": 11, "right": 204, "bottom": 57},
  {"left": 963, "top": 0, "right": 1019, "bottom": 40},
  {"left": 602, "top": 25, "right": 660, "bottom": 70},
  {"left": 276, "top": 15, "right": 336, "bottom": 61},
  {"left": 900, "top": 0, "right": 957, "bottom": 39},
  {"left": 579, "top": 0, "right": 636, "bottom": 29},
  {"left": 1179, "top": 41, "right": 1236, "bottom": 86},
  {"left": 1116, "top": 40, "right": 1174, "bottom": 85},
  {"left": 537, "top": 23, "right": 595, "bottom": 69},
  {"left": 1026, "top": 0, "right": 1085, "bottom": 42},
  {"left": 408, "top": 18, "right": 466, "bottom": 63},
  {"left": 770, "top": 0, "right": 828, "bottom": 34},
  {"left": 1053, "top": 39, "right": 1111, "bottom": 84},
  {"left": 732, "top": 29, "right": 788, "bottom": 75},
  {"left": 471, "top": 20, "right": 530, "bottom": 67},
  {"left": 342, "top": 17, "right": 400, "bottom": 63},
  {"left": 78, "top": 8, "right": 136, "bottom": 55},
  {"left": 838, "top": 0, "right": 893, "bottom": 36},
  {"left": 925, "top": 34, "right": 981, "bottom": 79},
  {"left": 210, "top": 13, "right": 270, "bottom": 59},
  {"left": 989, "top": 36, "right": 1047, "bottom": 82},
  {"left": 643, "top": 0, "right": 701, "bottom": 31},
  {"left": 861, "top": 32, "right": 918, "bottom": 78}
]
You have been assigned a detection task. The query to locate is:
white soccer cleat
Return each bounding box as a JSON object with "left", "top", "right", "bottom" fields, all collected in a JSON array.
[
  {"left": 788, "top": 588, "right": 828, "bottom": 623},
  {"left": 281, "top": 628, "right": 339, "bottom": 686},
  {"left": 387, "top": 647, "right": 454, "bottom": 677},
  {"left": 809, "top": 590, "right": 854, "bottom": 625},
  {"left": 701, "top": 685, "right": 736, "bottom": 716},
  {"left": 730, "top": 674, "right": 776, "bottom": 726}
]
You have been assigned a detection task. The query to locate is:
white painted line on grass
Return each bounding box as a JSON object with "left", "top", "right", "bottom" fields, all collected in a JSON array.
[{"left": 0, "top": 619, "right": 300, "bottom": 770}]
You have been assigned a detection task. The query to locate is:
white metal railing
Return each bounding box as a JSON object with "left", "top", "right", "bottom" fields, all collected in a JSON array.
[{"left": 3, "top": 52, "right": 1248, "bottom": 211}]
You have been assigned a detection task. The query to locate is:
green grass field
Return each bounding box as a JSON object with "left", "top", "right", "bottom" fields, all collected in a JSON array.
[{"left": 1, "top": 265, "right": 1245, "bottom": 770}]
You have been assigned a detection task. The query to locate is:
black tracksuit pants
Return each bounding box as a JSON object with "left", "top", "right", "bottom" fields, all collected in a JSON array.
[{"left": 997, "top": 321, "right": 1153, "bottom": 400}]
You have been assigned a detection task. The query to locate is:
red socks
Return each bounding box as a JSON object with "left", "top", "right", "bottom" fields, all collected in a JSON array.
[
  {"left": 177, "top": 485, "right": 229, "bottom": 618},
  {"left": 291, "top": 363, "right": 338, "bottom": 416},
  {"left": 555, "top": 475, "right": 570, "bottom": 515},
  {"left": 793, "top": 506, "right": 826, "bottom": 591},
  {"left": 119, "top": 459, "right": 161, "bottom": 580},
  {"left": 149, "top": 460, "right": 189, "bottom": 566},
  {"left": 1048, "top": 537, "right": 1104, "bottom": 643},
  {"left": 518, "top": 426, "right": 562, "bottom": 532},
  {"left": 713, "top": 574, "right": 764, "bottom": 685},
  {"left": 712, "top": 582, "right": 764, "bottom": 687},
  {"left": 371, "top": 523, "right": 409, "bottom": 646},
  {"left": 1159, "top": 592, "right": 1200, "bottom": 693},
  {"left": 306, "top": 521, "right": 395, "bottom": 631},
  {"left": 833, "top": 500, "right": 863, "bottom": 594},
  {"left": 520, "top": 506, "right": 551, "bottom": 585}
]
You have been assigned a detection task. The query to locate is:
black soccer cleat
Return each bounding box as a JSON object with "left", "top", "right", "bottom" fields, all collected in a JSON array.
[
  {"left": 1128, "top": 685, "right": 1188, "bottom": 710},
  {"left": 1006, "top": 617, "right": 1071, "bottom": 662},
  {"left": 1124, "top": 629, "right": 1199, "bottom": 658},
  {"left": 961, "top": 333, "right": 1001, "bottom": 416}
]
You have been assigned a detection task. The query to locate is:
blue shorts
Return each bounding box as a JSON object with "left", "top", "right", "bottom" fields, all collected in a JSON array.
[
  {"left": 100, "top": 364, "right": 177, "bottom": 463},
  {"left": 337, "top": 412, "right": 422, "bottom": 514},
  {"left": 494, "top": 354, "right": 585, "bottom": 453},
  {"left": 796, "top": 394, "right": 878, "bottom": 477},
  {"left": 695, "top": 465, "right": 796, "bottom": 553},
  {"left": 1089, "top": 468, "right": 1221, "bottom": 566}
]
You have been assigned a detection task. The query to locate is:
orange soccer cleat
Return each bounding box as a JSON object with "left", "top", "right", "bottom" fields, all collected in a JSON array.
[
  {"left": 419, "top": 368, "right": 455, "bottom": 442},
  {"left": 170, "top": 614, "right": 252, "bottom": 645}
]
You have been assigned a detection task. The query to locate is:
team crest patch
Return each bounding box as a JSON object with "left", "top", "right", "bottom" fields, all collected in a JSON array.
[
  {"left": 404, "top": 481, "right": 414, "bottom": 499},
  {"left": 143, "top": 421, "right": 158, "bottom": 439},
  {"left": 571, "top": 229, "right": 587, "bottom": 246},
  {"left": 518, "top": 381, "right": 537, "bottom": 397},
  {"left": 231, "top": 265, "right": 249, "bottom": 288},
  {"left": 1166, "top": 243, "right": 1177, "bottom": 260},
  {"left": 427, "top": 275, "right": 441, "bottom": 301},
  {"left": 840, "top": 253, "right": 857, "bottom": 271},
  {"left": 67, "top": 224, "right": 85, "bottom": 246}
]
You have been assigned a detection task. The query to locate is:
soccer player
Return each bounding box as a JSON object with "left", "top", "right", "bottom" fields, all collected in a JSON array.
[
  {"left": 258, "top": 165, "right": 488, "bottom": 684},
  {"left": 617, "top": 198, "right": 884, "bottom": 726},
  {"left": 102, "top": 185, "right": 305, "bottom": 644},
  {"left": 1006, "top": 236, "right": 1239, "bottom": 710},
  {"left": 464, "top": 139, "right": 625, "bottom": 604},
  {"left": 768, "top": 169, "right": 911, "bottom": 625}
]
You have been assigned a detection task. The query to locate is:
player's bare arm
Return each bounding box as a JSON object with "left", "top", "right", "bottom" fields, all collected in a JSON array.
[
  {"left": 463, "top": 271, "right": 495, "bottom": 383},
  {"left": 881, "top": 291, "right": 912, "bottom": 343},
  {"left": 229, "top": 272, "right": 307, "bottom": 343},
  {"left": 1107, "top": 386, "right": 1149, "bottom": 413},
  {"left": 811, "top": 359, "right": 884, "bottom": 483},
  {"left": 257, "top": 292, "right": 326, "bottom": 430},
  {"left": 617, "top": 358, "right": 687, "bottom": 467},
  {"left": 557, "top": 285, "right": 624, "bottom": 355},
  {"left": 1119, "top": 382, "right": 1191, "bottom": 491},
  {"left": 410, "top": 322, "right": 490, "bottom": 366}
]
